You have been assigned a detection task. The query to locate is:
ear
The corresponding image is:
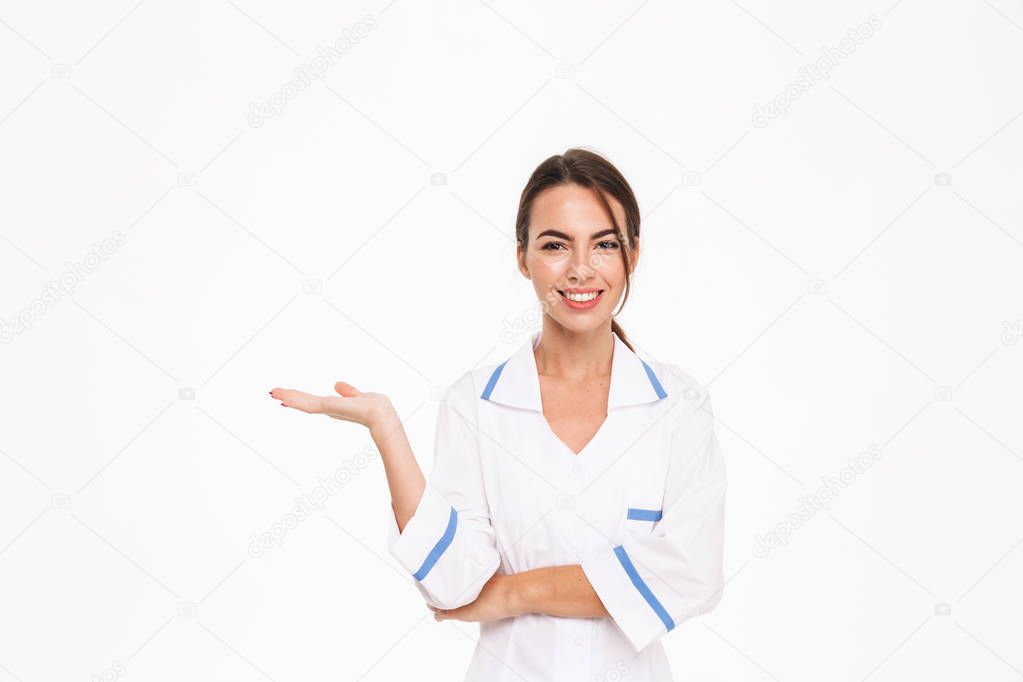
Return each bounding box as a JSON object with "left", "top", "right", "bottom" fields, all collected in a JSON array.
[
  {"left": 517, "top": 243, "right": 531, "bottom": 280},
  {"left": 630, "top": 237, "right": 640, "bottom": 270}
]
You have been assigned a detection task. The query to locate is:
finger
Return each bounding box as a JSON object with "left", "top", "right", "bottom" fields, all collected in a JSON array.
[
  {"left": 269, "top": 388, "right": 324, "bottom": 414},
  {"left": 334, "top": 381, "right": 362, "bottom": 398}
]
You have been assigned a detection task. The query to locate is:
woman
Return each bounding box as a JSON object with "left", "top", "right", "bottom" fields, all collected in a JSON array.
[{"left": 269, "top": 148, "right": 728, "bottom": 681}]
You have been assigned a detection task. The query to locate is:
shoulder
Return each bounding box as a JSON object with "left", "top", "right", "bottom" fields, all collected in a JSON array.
[
  {"left": 639, "top": 354, "right": 713, "bottom": 416},
  {"left": 440, "top": 368, "right": 478, "bottom": 406},
  {"left": 439, "top": 363, "right": 500, "bottom": 412},
  {"left": 464, "top": 357, "right": 514, "bottom": 401},
  {"left": 635, "top": 359, "right": 719, "bottom": 457}
]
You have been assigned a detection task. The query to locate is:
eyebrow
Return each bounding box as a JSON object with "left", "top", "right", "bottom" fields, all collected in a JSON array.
[{"left": 535, "top": 228, "right": 618, "bottom": 241}]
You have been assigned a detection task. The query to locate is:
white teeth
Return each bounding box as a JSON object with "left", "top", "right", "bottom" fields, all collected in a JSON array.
[{"left": 562, "top": 290, "right": 599, "bottom": 302}]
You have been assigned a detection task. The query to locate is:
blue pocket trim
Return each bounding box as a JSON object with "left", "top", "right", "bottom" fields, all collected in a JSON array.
[
  {"left": 613, "top": 545, "right": 675, "bottom": 632},
  {"left": 412, "top": 506, "right": 458, "bottom": 581},
  {"left": 627, "top": 507, "right": 663, "bottom": 521}
]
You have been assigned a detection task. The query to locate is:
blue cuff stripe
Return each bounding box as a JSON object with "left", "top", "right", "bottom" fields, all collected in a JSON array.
[
  {"left": 480, "top": 360, "right": 509, "bottom": 400},
  {"left": 639, "top": 360, "right": 667, "bottom": 399},
  {"left": 626, "top": 507, "right": 663, "bottom": 521},
  {"left": 412, "top": 506, "right": 458, "bottom": 581},
  {"left": 613, "top": 544, "right": 675, "bottom": 632}
]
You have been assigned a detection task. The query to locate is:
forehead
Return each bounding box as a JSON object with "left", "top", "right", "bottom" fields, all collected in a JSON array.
[{"left": 529, "top": 183, "right": 626, "bottom": 237}]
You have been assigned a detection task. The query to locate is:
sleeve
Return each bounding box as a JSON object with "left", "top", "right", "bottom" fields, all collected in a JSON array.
[
  {"left": 386, "top": 376, "right": 502, "bottom": 610},
  {"left": 580, "top": 384, "right": 727, "bottom": 653}
]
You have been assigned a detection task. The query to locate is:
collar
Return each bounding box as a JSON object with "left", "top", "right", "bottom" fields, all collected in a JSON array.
[{"left": 480, "top": 329, "right": 667, "bottom": 411}]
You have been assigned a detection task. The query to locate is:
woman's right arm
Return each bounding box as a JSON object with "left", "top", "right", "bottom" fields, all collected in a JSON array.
[
  {"left": 368, "top": 407, "right": 426, "bottom": 533},
  {"left": 270, "top": 374, "right": 502, "bottom": 609}
]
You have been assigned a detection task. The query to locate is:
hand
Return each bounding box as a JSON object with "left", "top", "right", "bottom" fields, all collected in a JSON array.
[
  {"left": 428, "top": 574, "right": 519, "bottom": 623},
  {"left": 269, "top": 381, "right": 395, "bottom": 431}
]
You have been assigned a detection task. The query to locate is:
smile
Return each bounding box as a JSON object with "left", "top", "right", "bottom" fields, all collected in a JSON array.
[{"left": 557, "top": 289, "right": 604, "bottom": 309}]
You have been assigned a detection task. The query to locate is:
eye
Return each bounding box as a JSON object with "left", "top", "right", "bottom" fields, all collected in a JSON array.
[
  {"left": 596, "top": 240, "right": 619, "bottom": 249},
  {"left": 541, "top": 241, "right": 566, "bottom": 250}
]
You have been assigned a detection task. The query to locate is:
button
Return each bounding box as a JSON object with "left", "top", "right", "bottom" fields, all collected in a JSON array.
[{"left": 573, "top": 636, "right": 584, "bottom": 647}]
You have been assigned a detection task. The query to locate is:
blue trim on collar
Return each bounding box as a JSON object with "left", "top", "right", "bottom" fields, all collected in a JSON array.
[
  {"left": 480, "top": 360, "right": 509, "bottom": 400},
  {"left": 640, "top": 359, "right": 667, "bottom": 399}
]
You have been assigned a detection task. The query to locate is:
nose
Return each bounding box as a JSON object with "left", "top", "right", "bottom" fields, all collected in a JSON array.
[{"left": 564, "top": 250, "right": 594, "bottom": 287}]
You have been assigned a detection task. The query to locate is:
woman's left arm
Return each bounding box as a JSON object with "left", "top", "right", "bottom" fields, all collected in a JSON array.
[{"left": 429, "top": 564, "right": 608, "bottom": 622}]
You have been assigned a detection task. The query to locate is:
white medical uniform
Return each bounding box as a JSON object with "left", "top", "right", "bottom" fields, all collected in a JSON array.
[{"left": 386, "top": 329, "right": 727, "bottom": 682}]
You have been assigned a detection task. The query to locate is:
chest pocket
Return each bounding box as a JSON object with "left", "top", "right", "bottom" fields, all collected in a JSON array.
[
  {"left": 618, "top": 443, "right": 670, "bottom": 539},
  {"left": 626, "top": 507, "right": 663, "bottom": 522},
  {"left": 623, "top": 502, "right": 663, "bottom": 537}
]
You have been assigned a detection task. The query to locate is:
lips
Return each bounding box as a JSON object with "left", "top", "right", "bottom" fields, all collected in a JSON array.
[
  {"left": 557, "top": 288, "right": 602, "bottom": 297},
  {"left": 557, "top": 289, "right": 604, "bottom": 308}
]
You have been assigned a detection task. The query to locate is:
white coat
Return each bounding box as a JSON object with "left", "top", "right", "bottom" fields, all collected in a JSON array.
[{"left": 386, "top": 329, "right": 727, "bottom": 681}]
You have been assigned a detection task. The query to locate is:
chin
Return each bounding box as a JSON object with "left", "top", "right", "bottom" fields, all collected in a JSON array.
[{"left": 550, "top": 315, "right": 611, "bottom": 334}]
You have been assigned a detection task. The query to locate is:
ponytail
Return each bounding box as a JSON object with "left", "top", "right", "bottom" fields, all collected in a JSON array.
[{"left": 611, "top": 317, "right": 635, "bottom": 353}]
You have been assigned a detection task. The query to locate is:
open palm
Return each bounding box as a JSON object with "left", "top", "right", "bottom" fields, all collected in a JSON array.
[{"left": 269, "top": 381, "right": 390, "bottom": 429}]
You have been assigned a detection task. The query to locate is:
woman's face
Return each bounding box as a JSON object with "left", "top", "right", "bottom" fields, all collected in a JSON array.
[{"left": 518, "top": 183, "right": 637, "bottom": 334}]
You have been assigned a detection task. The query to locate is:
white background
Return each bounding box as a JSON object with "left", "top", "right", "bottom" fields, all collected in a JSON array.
[{"left": 1, "top": 1, "right": 1022, "bottom": 680}]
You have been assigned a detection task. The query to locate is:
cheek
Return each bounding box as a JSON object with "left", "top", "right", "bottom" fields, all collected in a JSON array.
[
  {"left": 591, "top": 249, "right": 623, "bottom": 273},
  {"left": 592, "top": 254, "right": 625, "bottom": 285},
  {"left": 531, "top": 258, "right": 569, "bottom": 286}
]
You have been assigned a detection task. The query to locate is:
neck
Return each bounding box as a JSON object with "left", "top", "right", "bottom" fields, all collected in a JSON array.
[{"left": 533, "top": 320, "right": 615, "bottom": 380}]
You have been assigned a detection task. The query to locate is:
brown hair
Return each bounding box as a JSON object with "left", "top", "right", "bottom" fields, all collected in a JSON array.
[{"left": 515, "top": 147, "right": 641, "bottom": 352}]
